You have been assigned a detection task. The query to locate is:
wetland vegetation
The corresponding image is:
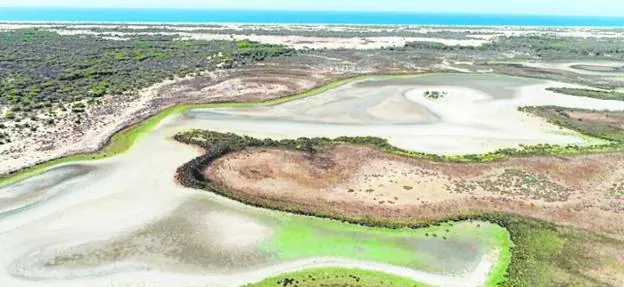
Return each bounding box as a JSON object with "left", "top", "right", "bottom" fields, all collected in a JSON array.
[
  {"left": 245, "top": 268, "right": 434, "bottom": 287},
  {"left": 4, "top": 71, "right": 624, "bottom": 286},
  {"left": 546, "top": 87, "right": 624, "bottom": 101},
  {"left": 520, "top": 106, "right": 624, "bottom": 144},
  {"left": 173, "top": 94, "right": 624, "bottom": 287},
  {"left": 1, "top": 124, "right": 511, "bottom": 287}
]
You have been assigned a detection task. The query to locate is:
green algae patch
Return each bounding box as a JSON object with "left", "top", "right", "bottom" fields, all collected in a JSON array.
[
  {"left": 261, "top": 218, "right": 511, "bottom": 278},
  {"left": 485, "top": 222, "right": 513, "bottom": 287},
  {"left": 243, "top": 267, "right": 435, "bottom": 287}
]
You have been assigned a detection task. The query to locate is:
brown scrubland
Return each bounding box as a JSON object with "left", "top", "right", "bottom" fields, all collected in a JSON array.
[{"left": 207, "top": 144, "right": 624, "bottom": 240}]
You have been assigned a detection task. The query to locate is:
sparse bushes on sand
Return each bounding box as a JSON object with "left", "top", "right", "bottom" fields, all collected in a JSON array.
[{"left": 0, "top": 30, "right": 293, "bottom": 131}]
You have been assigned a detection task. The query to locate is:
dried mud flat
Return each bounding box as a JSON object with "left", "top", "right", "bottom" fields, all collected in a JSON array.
[
  {"left": 4, "top": 67, "right": 624, "bottom": 286},
  {"left": 181, "top": 73, "right": 624, "bottom": 157},
  {"left": 207, "top": 144, "right": 624, "bottom": 239},
  {"left": 0, "top": 110, "right": 506, "bottom": 287}
]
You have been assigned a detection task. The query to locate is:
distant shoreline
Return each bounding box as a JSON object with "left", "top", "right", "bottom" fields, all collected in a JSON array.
[
  {"left": 1, "top": 8, "right": 624, "bottom": 27},
  {"left": 2, "top": 20, "right": 624, "bottom": 30}
]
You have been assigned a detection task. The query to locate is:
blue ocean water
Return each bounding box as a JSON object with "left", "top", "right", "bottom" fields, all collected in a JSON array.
[{"left": 1, "top": 8, "right": 624, "bottom": 26}]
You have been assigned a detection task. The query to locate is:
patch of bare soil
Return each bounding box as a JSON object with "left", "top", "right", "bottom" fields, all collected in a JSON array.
[
  {"left": 206, "top": 145, "right": 624, "bottom": 240},
  {"left": 567, "top": 111, "right": 624, "bottom": 124}
]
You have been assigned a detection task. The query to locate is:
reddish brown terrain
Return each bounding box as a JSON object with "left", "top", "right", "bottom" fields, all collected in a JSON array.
[{"left": 206, "top": 145, "right": 624, "bottom": 239}]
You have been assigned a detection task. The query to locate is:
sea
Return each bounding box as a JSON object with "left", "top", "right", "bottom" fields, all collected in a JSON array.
[{"left": 0, "top": 8, "right": 624, "bottom": 26}]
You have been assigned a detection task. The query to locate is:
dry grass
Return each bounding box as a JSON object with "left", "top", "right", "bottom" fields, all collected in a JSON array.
[{"left": 206, "top": 144, "right": 624, "bottom": 240}]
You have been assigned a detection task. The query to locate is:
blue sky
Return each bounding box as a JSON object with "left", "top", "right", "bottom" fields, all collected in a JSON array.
[{"left": 2, "top": 0, "right": 624, "bottom": 16}]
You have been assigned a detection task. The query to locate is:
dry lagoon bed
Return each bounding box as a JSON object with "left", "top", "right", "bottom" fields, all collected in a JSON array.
[
  {"left": 184, "top": 74, "right": 623, "bottom": 155},
  {"left": 2, "top": 73, "right": 624, "bottom": 286},
  {"left": 0, "top": 102, "right": 507, "bottom": 287}
]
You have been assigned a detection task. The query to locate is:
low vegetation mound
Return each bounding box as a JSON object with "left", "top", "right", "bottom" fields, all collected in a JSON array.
[
  {"left": 570, "top": 64, "right": 624, "bottom": 73},
  {"left": 423, "top": 90, "right": 447, "bottom": 100},
  {"left": 520, "top": 106, "right": 624, "bottom": 143},
  {"left": 547, "top": 87, "right": 624, "bottom": 101},
  {"left": 245, "top": 268, "right": 433, "bottom": 287}
]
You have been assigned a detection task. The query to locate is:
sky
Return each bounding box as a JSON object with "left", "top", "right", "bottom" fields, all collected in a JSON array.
[{"left": 1, "top": 0, "right": 624, "bottom": 17}]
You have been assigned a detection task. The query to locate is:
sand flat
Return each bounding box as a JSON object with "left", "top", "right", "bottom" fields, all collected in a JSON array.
[
  {"left": 4, "top": 73, "right": 622, "bottom": 287},
  {"left": 0, "top": 89, "right": 509, "bottom": 287}
]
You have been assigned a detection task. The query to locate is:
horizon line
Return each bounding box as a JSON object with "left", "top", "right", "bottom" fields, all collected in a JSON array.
[{"left": 2, "top": 6, "right": 624, "bottom": 18}]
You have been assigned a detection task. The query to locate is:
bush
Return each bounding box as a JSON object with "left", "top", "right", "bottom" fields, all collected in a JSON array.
[{"left": 4, "top": 111, "right": 15, "bottom": 120}]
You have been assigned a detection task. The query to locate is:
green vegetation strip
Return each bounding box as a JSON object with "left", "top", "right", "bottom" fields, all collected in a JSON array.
[
  {"left": 265, "top": 218, "right": 508, "bottom": 276},
  {"left": 250, "top": 213, "right": 611, "bottom": 287},
  {"left": 547, "top": 87, "right": 624, "bottom": 101},
  {"left": 244, "top": 268, "right": 434, "bottom": 287}
]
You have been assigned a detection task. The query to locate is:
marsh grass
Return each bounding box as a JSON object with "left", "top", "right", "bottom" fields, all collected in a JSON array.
[{"left": 547, "top": 87, "right": 624, "bottom": 101}]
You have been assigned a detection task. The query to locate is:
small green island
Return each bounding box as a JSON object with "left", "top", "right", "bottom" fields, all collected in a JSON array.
[{"left": 423, "top": 90, "right": 447, "bottom": 100}]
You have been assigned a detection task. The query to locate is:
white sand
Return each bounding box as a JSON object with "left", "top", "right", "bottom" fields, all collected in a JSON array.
[
  {"left": 47, "top": 29, "right": 489, "bottom": 49},
  {"left": 8, "top": 23, "right": 620, "bottom": 51},
  {"left": 200, "top": 211, "right": 274, "bottom": 250}
]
